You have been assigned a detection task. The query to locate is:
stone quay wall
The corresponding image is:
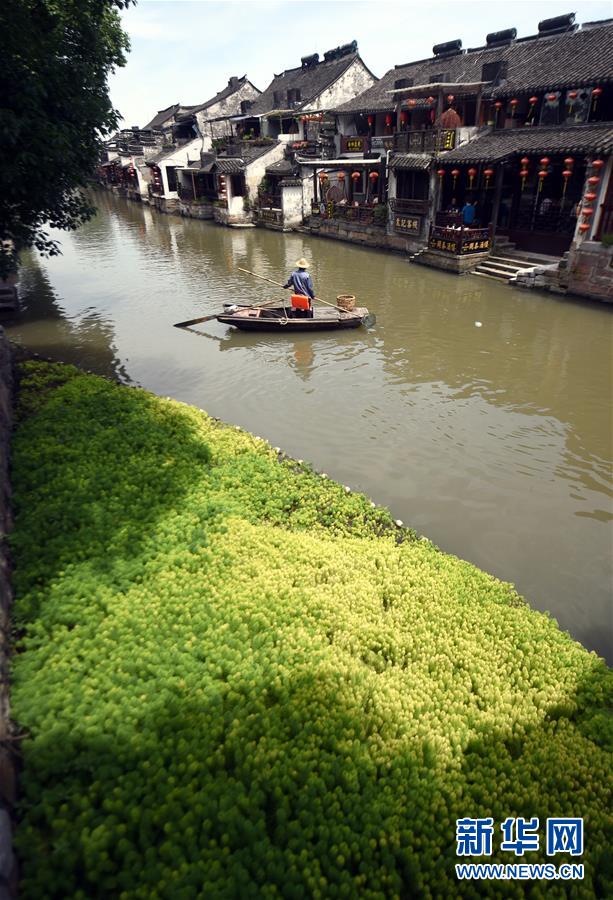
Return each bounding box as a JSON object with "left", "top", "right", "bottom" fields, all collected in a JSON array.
[{"left": 0, "top": 329, "right": 17, "bottom": 898}]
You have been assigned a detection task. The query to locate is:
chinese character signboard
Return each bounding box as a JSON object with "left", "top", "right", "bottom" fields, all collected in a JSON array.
[
  {"left": 439, "top": 130, "right": 456, "bottom": 151},
  {"left": 394, "top": 214, "right": 422, "bottom": 235},
  {"left": 460, "top": 235, "right": 491, "bottom": 254},
  {"left": 341, "top": 136, "right": 367, "bottom": 153},
  {"left": 371, "top": 135, "right": 394, "bottom": 151}
]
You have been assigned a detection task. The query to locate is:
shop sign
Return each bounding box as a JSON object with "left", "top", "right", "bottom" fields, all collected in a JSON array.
[
  {"left": 460, "top": 237, "right": 490, "bottom": 254},
  {"left": 394, "top": 214, "right": 422, "bottom": 234},
  {"left": 429, "top": 237, "right": 458, "bottom": 253},
  {"left": 371, "top": 135, "right": 394, "bottom": 150},
  {"left": 341, "top": 136, "right": 367, "bottom": 153},
  {"left": 438, "top": 130, "right": 456, "bottom": 150}
]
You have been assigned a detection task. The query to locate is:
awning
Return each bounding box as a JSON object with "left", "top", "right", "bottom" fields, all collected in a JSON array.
[
  {"left": 387, "top": 81, "right": 487, "bottom": 96},
  {"left": 296, "top": 156, "right": 381, "bottom": 167},
  {"left": 436, "top": 123, "right": 613, "bottom": 164},
  {"left": 389, "top": 154, "right": 432, "bottom": 171},
  {"left": 215, "top": 158, "right": 244, "bottom": 174}
]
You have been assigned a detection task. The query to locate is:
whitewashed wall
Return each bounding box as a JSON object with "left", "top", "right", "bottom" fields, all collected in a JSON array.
[{"left": 301, "top": 59, "right": 376, "bottom": 113}]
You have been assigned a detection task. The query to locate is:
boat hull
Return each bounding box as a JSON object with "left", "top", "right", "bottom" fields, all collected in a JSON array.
[{"left": 217, "top": 306, "right": 369, "bottom": 332}]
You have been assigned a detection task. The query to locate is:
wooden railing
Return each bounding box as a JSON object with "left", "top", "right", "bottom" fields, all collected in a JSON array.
[
  {"left": 311, "top": 201, "right": 386, "bottom": 226},
  {"left": 428, "top": 224, "right": 492, "bottom": 255},
  {"left": 393, "top": 129, "right": 456, "bottom": 153},
  {"left": 389, "top": 198, "right": 429, "bottom": 215},
  {"left": 435, "top": 211, "right": 462, "bottom": 227}
]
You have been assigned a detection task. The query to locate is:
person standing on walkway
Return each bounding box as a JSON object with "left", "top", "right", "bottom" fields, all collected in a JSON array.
[
  {"left": 283, "top": 258, "right": 315, "bottom": 317},
  {"left": 461, "top": 200, "right": 475, "bottom": 228}
]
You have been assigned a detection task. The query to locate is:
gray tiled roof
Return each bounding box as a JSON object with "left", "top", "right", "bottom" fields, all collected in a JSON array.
[
  {"left": 249, "top": 53, "right": 364, "bottom": 116},
  {"left": 215, "top": 159, "right": 244, "bottom": 174},
  {"left": 436, "top": 123, "right": 613, "bottom": 163},
  {"left": 389, "top": 154, "right": 432, "bottom": 170},
  {"left": 335, "top": 21, "right": 613, "bottom": 114},
  {"left": 143, "top": 104, "right": 180, "bottom": 130},
  {"left": 179, "top": 77, "right": 259, "bottom": 118},
  {"left": 265, "top": 157, "right": 300, "bottom": 176}
]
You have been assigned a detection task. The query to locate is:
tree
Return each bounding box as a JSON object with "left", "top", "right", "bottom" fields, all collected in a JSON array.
[{"left": 0, "top": 0, "right": 134, "bottom": 278}]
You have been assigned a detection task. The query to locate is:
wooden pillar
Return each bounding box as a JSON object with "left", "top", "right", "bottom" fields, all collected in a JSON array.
[
  {"left": 191, "top": 171, "right": 196, "bottom": 200},
  {"left": 490, "top": 163, "right": 505, "bottom": 233},
  {"left": 313, "top": 170, "right": 318, "bottom": 205},
  {"left": 475, "top": 85, "right": 483, "bottom": 127}
]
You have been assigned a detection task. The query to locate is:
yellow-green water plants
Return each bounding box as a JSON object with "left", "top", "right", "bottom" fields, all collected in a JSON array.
[{"left": 10, "top": 361, "right": 612, "bottom": 898}]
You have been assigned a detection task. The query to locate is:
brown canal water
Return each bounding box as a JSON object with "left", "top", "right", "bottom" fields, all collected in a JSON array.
[{"left": 6, "top": 188, "right": 613, "bottom": 663}]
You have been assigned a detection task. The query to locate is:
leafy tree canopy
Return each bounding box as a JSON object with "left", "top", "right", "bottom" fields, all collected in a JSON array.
[{"left": 0, "top": 0, "right": 134, "bottom": 277}]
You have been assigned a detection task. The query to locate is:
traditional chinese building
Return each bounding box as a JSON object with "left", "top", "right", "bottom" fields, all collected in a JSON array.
[{"left": 311, "top": 12, "right": 613, "bottom": 283}]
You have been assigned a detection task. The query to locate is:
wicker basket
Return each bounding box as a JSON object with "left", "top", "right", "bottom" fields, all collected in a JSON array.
[{"left": 336, "top": 294, "right": 356, "bottom": 311}]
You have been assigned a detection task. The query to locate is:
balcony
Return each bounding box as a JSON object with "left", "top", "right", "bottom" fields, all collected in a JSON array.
[
  {"left": 393, "top": 129, "right": 456, "bottom": 153},
  {"left": 311, "top": 201, "right": 387, "bottom": 227}
]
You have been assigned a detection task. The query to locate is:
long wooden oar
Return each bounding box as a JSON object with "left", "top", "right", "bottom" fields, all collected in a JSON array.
[
  {"left": 173, "top": 296, "right": 278, "bottom": 329},
  {"left": 237, "top": 267, "right": 354, "bottom": 315}
]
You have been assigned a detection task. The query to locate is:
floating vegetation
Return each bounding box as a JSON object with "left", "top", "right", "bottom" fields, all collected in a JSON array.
[{"left": 10, "top": 361, "right": 612, "bottom": 898}]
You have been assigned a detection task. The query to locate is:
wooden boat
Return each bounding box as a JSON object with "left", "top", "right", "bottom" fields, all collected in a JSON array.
[{"left": 217, "top": 302, "right": 373, "bottom": 332}]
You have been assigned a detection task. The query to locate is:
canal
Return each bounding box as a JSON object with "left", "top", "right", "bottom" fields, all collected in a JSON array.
[{"left": 6, "top": 188, "right": 612, "bottom": 663}]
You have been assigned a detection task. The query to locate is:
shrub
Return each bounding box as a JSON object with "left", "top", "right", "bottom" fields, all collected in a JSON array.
[{"left": 10, "top": 361, "right": 612, "bottom": 898}]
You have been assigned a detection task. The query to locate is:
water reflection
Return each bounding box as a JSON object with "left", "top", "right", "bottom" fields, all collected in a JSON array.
[{"left": 5, "top": 189, "right": 612, "bottom": 662}]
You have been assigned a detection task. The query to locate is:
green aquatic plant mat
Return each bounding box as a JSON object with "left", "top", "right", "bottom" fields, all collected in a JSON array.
[{"left": 10, "top": 361, "right": 612, "bottom": 899}]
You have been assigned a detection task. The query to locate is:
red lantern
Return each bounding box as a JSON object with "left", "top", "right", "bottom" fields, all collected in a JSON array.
[
  {"left": 351, "top": 171, "right": 360, "bottom": 181},
  {"left": 564, "top": 157, "right": 574, "bottom": 167},
  {"left": 467, "top": 167, "right": 477, "bottom": 188},
  {"left": 447, "top": 94, "right": 455, "bottom": 104},
  {"left": 540, "top": 157, "right": 550, "bottom": 166},
  {"left": 369, "top": 172, "right": 379, "bottom": 182},
  {"left": 592, "top": 159, "right": 604, "bottom": 170},
  {"left": 527, "top": 95, "right": 538, "bottom": 121},
  {"left": 591, "top": 86, "right": 603, "bottom": 112},
  {"left": 426, "top": 96, "right": 435, "bottom": 105},
  {"left": 568, "top": 90, "right": 578, "bottom": 99},
  {"left": 520, "top": 156, "right": 530, "bottom": 167},
  {"left": 318, "top": 172, "right": 328, "bottom": 182},
  {"left": 561, "top": 169, "right": 573, "bottom": 202},
  {"left": 510, "top": 98, "right": 519, "bottom": 117},
  {"left": 400, "top": 111, "right": 408, "bottom": 123},
  {"left": 407, "top": 98, "right": 417, "bottom": 108},
  {"left": 546, "top": 93, "right": 557, "bottom": 102},
  {"left": 494, "top": 101, "right": 503, "bottom": 109},
  {"left": 578, "top": 222, "right": 590, "bottom": 233},
  {"left": 337, "top": 171, "right": 346, "bottom": 181},
  {"left": 367, "top": 115, "right": 373, "bottom": 126},
  {"left": 537, "top": 169, "right": 548, "bottom": 194},
  {"left": 581, "top": 207, "right": 594, "bottom": 216},
  {"left": 584, "top": 192, "right": 597, "bottom": 202},
  {"left": 385, "top": 114, "right": 392, "bottom": 126},
  {"left": 520, "top": 168, "right": 529, "bottom": 190},
  {"left": 587, "top": 176, "right": 601, "bottom": 186},
  {"left": 483, "top": 167, "right": 494, "bottom": 188},
  {"left": 451, "top": 168, "right": 460, "bottom": 188},
  {"left": 436, "top": 168, "right": 445, "bottom": 180}
]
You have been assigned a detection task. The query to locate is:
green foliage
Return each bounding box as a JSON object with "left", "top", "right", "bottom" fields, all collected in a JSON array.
[
  {"left": 600, "top": 233, "right": 613, "bottom": 247},
  {"left": 0, "top": 1, "right": 134, "bottom": 276},
  {"left": 11, "top": 361, "right": 612, "bottom": 898},
  {"left": 373, "top": 203, "right": 388, "bottom": 224}
]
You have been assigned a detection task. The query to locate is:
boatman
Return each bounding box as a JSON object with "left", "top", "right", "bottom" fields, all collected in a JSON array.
[{"left": 283, "top": 257, "right": 315, "bottom": 318}]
